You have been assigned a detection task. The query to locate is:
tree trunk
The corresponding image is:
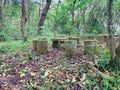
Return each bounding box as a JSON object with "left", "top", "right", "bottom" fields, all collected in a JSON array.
[
  {"left": 25, "top": 0, "right": 31, "bottom": 24},
  {"left": 107, "top": 0, "right": 114, "bottom": 60},
  {"left": 115, "top": 39, "right": 120, "bottom": 69},
  {"left": 81, "top": 8, "right": 86, "bottom": 36},
  {"left": 3, "top": 0, "right": 6, "bottom": 4},
  {"left": 0, "top": 0, "right": 6, "bottom": 41},
  {"left": 21, "top": 0, "right": 27, "bottom": 41},
  {"left": 38, "top": 0, "right": 44, "bottom": 21},
  {"left": 53, "top": 0, "right": 60, "bottom": 37},
  {"left": 0, "top": 0, "right": 2, "bottom": 30},
  {"left": 70, "top": 0, "right": 76, "bottom": 36},
  {"left": 87, "top": 0, "right": 99, "bottom": 32},
  {"left": 38, "top": 0, "right": 52, "bottom": 34}
]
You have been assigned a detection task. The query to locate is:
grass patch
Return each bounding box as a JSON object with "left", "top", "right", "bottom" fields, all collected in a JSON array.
[{"left": 0, "top": 40, "right": 32, "bottom": 54}]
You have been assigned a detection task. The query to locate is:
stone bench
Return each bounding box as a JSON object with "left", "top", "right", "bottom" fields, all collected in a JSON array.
[
  {"left": 68, "top": 37, "right": 80, "bottom": 44},
  {"left": 33, "top": 38, "right": 48, "bottom": 54},
  {"left": 52, "top": 38, "right": 67, "bottom": 48}
]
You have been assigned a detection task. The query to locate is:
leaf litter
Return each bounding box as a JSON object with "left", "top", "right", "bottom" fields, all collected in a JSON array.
[{"left": 0, "top": 46, "right": 119, "bottom": 90}]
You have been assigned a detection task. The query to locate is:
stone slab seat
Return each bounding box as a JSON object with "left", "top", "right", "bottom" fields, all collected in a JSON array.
[{"left": 52, "top": 38, "right": 67, "bottom": 48}]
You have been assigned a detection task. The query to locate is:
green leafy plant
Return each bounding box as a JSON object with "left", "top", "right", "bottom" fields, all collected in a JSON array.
[
  {"left": 95, "top": 48, "right": 110, "bottom": 71},
  {"left": 40, "top": 82, "right": 51, "bottom": 90},
  {"left": 0, "top": 46, "right": 10, "bottom": 53}
]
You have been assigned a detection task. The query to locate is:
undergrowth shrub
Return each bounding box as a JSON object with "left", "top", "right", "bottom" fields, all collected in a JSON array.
[
  {"left": 0, "top": 46, "right": 10, "bottom": 53},
  {"left": 96, "top": 48, "right": 111, "bottom": 72}
]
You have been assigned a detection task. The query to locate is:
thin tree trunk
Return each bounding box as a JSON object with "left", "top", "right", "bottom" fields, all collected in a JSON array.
[
  {"left": 38, "top": 0, "right": 52, "bottom": 34},
  {"left": 115, "top": 38, "right": 120, "bottom": 69},
  {"left": 38, "top": 0, "right": 44, "bottom": 21},
  {"left": 107, "top": 0, "right": 114, "bottom": 60},
  {"left": 0, "top": 0, "right": 6, "bottom": 41},
  {"left": 71, "top": 0, "right": 76, "bottom": 26},
  {"left": 0, "top": 0, "right": 2, "bottom": 30},
  {"left": 3, "top": 0, "right": 6, "bottom": 5},
  {"left": 53, "top": 0, "right": 60, "bottom": 37},
  {"left": 87, "top": 0, "right": 99, "bottom": 31},
  {"left": 82, "top": 8, "right": 86, "bottom": 35},
  {"left": 38, "top": 0, "right": 41, "bottom": 21},
  {"left": 70, "top": 0, "right": 76, "bottom": 36},
  {"left": 75, "top": 9, "right": 81, "bottom": 36},
  {"left": 26, "top": 0, "right": 30, "bottom": 24},
  {"left": 21, "top": 0, "right": 27, "bottom": 41},
  {"left": 94, "top": 5, "right": 106, "bottom": 33}
]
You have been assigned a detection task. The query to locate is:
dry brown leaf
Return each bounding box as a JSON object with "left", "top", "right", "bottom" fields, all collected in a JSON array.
[
  {"left": 48, "top": 74, "right": 54, "bottom": 79},
  {"left": 88, "top": 69, "right": 94, "bottom": 74},
  {"left": 57, "top": 71, "right": 64, "bottom": 76},
  {"left": 30, "top": 72, "right": 37, "bottom": 76}
]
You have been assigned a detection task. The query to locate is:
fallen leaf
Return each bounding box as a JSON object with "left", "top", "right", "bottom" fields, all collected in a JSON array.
[
  {"left": 88, "top": 69, "right": 94, "bottom": 74},
  {"left": 20, "top": 73, "right": 25, "bottom": 77},
  {"left": 57, "top": 71, "right": 64, "bottom": 76},
  {"left": 48, "top": 74, "right": 54, "bottom": 79},
  {"left": 30, "top": 72, "right": 37, "bottom": 76},
  {"left": 41, "top": 69, "right": 51, "bottom": 78},
  {"left": 72, "top": 76, "right": 76, "bottom": 83}
]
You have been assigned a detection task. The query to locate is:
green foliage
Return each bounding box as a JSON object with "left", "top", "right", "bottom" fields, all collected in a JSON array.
[
  {"left": 83, "top": 72, "right": 119, "bottom": 90},
  {"left": 26, "top": 81, "right": 33, "bottom": 90},
  {"left": 49, "top": 0, "right": 95, "bottom": 34},
  {"left": 54, "top": 83, "right": 61, "bottom": 90},
  {"left": 0, "top": 31, "right": 7, "bottom": 41},
  {"left": 40, "top": 82, "right": 61, "bottom": 90},
  {"left": 0, "top": 40, "right": 31, "bottom": 54},
  {"left": 0, "top": 46, "right": 10, "bottom": 53},
  {"left": 4, "top": 3, "right": 20, "bottom": 18},
  {"left": 96, "top": 48, "right": 110, "bottom": 71},
  {"left": 1, "top": 0, "right": 120, "bottom": 40},
  {"left": 2, "top": 2, "right": 40, "bottom": 40},
  {"left": 101, "top": 76, "right": 120, "bottom": 90},
  {"left": 40, "top": 82, "right": 51, "bottom": 90},
  {"left": 75, "top": 0, "right": 93, "bottom": 9}
]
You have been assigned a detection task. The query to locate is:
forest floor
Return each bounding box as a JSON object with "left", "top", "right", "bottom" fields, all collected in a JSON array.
[{"left": 0, "top": 43, "right": 120, "bottom": 90}]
